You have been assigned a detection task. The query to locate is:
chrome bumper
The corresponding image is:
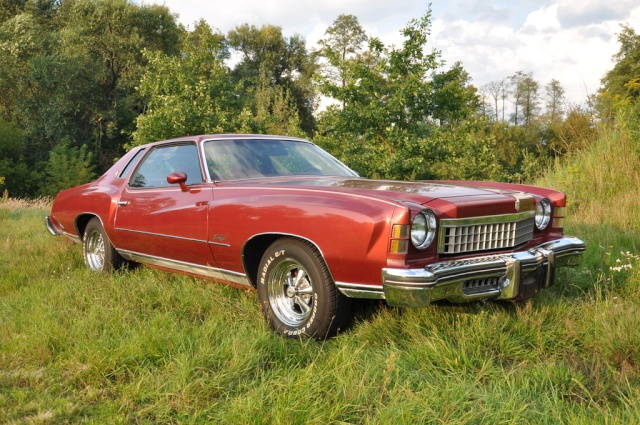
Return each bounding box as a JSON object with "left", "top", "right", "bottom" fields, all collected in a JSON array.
[
  {"left": 45, "top": 216, "right": 60, "bottom": 236},
  {"left": 382, "top": 236, "right": 586, "bottom": 308}
]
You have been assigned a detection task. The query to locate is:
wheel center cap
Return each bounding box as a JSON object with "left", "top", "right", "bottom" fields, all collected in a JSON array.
[{"left": 286, "top": 286, "right": 296, "bottom": 298}]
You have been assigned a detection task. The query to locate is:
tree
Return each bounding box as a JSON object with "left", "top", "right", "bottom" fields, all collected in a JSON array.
[
  {"left": 0, "top": 0, "right": 182, "bottom": 197},
  {"left": 0, "top": 0, "right": 28, "bottom": 23},
  {"left": 132, "top": 20, "right": 236, "bottom": 145},
  {"left": 482, "top": 79, "right": 507, "bottom": 122},
  {"left": 601, "top": 24, "right": 640, "bottom": 100},
  {"left": 227, "top": 23, "right": 316, "bottom": 133},
  {"left": 40, "top": 139, "right": 96, "bottom": 196},
  {"left": 509, "top": 71, "right": 539, "bottom": 126},
  {"left": 547, "top": 106, "right": 597, "bottom": 156},
  {"left": 433, "top": 117, "right": 504, "bottom": 181},
  {"left": 545, "top": 79, "right": 565, "bottom": 122},
  {"left": 56, "top": 0, "right": 182, "bottom": 166},
  {"left": 598, "top": 24, "right": 640, "bottom": 122},
  {"left": 0, "top": 116, "right": 39, "bottom": 197},
  {"left": 316, "top": 14, "right": 367, "bottom": 108},
  {"left": 430, "top": 62, "right": 480, "bottom": 127},
  {"left": 315, "top": 9, "right": 470, "bottom": 180}
]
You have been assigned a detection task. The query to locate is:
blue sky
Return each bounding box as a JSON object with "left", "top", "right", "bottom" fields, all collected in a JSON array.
[{"left": 140, "top": 0, "right": 640, "bottom": 106}]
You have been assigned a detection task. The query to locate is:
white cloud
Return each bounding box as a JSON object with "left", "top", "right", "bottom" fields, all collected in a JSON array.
[
  {"left": 556, "top": 0, "right": 638, "bottom": 27},
  {"left": 430, "top": 1, "right": 640, "bottom": 105}
]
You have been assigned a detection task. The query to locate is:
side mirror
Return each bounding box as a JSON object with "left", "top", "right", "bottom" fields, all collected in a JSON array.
[{"left": 167, "top": 171, "right": 189, "bottom": 192}]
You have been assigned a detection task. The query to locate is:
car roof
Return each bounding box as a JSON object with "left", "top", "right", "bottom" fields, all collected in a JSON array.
[{"left": 142, "top": 134, "right": 311, "bottom": 148}]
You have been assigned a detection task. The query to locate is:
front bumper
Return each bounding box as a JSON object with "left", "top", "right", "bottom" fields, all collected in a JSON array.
[{"left": 382, "top": 236, "right": 586, "bottom": 308}]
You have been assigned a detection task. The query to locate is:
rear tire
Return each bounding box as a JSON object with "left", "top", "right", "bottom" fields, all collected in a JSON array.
[
  {"left": 257, "top": 238, "right": 351, "bottom": 339},
  {"left": 82, "top": 217, "right": 124, "bottom": 273}
]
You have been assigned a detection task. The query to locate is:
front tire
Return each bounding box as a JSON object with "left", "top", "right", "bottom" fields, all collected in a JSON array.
[
  {"left": 257, "top": 238, "right": 351, "bottom": 339},
  {"left": 82, "top": 217, "right": 124, "bottom": 273}
]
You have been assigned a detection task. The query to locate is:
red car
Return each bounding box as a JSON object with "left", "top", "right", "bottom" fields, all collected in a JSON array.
[{"left": 46, "top": 135, "right": 586, "bottom": 338}]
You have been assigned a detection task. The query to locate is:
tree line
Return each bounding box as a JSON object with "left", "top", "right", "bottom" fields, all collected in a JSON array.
[{"left": 0, "top": 0, "right": 637, "bottom": 197}]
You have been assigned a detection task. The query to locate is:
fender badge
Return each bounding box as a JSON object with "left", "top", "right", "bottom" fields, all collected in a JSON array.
[{"left": 515, "top": 199, "right": 520, "bottom": 211}]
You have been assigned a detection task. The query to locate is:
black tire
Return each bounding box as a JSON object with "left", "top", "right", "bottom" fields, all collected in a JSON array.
[
  {"left": 257, "top": 238, "right": 352, "bottom": 339},
  {"left": 82, "top": 217, "right": 124, "bottom": 273}
]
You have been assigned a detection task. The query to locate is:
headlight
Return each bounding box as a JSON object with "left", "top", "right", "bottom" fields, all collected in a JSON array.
[
  {"left": 411, "top": 210, "right": 437, "bottom": 250},
  {"left": 535, "top": 199, "right": 551, "bottom": 230}
]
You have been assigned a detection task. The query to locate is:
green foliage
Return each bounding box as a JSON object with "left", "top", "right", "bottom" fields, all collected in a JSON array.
[
  {"left": 132, "top": 21, "right": 236, "bottom": 145},
  {"left": 227, "top": 23, "right": 317, "bottom": 134},
  {"left": 430, "top": 62, "right": 480, "bottom": 127},
  {"left": 601, "top": 24, "right": 640, "bottom": 101},
  {"left": 431, "top": 117, "right": 504, "bottom": 181},
  {"left": 537, "top": 100, "right": 640, "bottom": 231},
  {"left": 40, "top": 140, "right": 96, "bottom": 196},
  {"left": 315, "top": 9, "right": 464, "bottom": 180},
  {"left": 0, "top": 116, "right": 40, "bottom": 196},
  {"left": 316, "top": 14, "right": 368, "bottom": 104},
  {"left": 0, "top": 0, "right": 182, "bottom": 196}
]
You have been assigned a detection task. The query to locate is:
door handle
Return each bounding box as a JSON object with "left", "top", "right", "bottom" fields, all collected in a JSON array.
[{"left": 117, "top": 201, "right": 129, "bottom": 206}]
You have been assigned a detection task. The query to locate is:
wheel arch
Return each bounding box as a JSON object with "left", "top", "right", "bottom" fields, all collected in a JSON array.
[
  {"left": 75, "top": 213, "right": 103, "bottom": 241},
  {"left": 242, "top": 233, "right": 331, "bottom": 289}
]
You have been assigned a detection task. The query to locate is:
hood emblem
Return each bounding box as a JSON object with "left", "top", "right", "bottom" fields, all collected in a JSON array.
[{"left": 511, "top": 193, "right": 534, "bottom": 212}]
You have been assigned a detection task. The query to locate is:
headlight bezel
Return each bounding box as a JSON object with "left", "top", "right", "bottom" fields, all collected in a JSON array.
[
  {"left": 411, "top": 209, "right": 437, "bottom": 250},
  {"left": 535, "top": 198, "right": 552, "bottom": 230}
]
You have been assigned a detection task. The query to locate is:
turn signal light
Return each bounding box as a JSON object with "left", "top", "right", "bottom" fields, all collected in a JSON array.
[
  {"left": 390, "top": 224, "right": 409, "bottom": 254},
  {"left": 553, "top": 206, "right": 566, "bottom": 229}
]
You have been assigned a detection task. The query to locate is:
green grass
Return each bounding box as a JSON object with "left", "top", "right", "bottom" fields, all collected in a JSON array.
[
  {"left": 1, "top": 205, "right": 639, "bottom": 423},
  {"left": 2, "top": 113, "right": 640, "bottom": 423}
]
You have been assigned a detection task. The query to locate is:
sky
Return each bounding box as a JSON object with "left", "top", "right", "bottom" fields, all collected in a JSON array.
[{"left": 141, "top": 0, "right": 640, "bottom": 107}]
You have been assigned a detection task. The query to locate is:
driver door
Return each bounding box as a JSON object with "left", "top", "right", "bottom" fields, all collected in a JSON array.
[{"left": 113, "top": 142, "right": 216, "bottom": 268}]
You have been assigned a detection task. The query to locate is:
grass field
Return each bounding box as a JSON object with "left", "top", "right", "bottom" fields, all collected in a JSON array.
[{"left": 1, "top": 117, "right": 640, "bottom": 423}]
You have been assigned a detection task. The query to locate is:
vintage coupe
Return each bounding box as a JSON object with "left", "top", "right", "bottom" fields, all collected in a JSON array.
[{"left": 46, "top": 135, "right": 586, "bottom": 338}]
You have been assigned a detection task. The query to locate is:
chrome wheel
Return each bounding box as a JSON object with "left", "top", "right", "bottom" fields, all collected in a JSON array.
[
  {"left": 267, "top": 259, "right": 314, "bottom": 327},
  {"left": 258, "top": 238, "right": 352, "bottom": 339},
  {"left": 84, "top": 229, "right": 106, "bottom": 271}
]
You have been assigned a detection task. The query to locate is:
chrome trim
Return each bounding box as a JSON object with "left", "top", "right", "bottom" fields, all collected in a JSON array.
[
  {"left": 46, "top": 215, "right": 81, "bottom": 242},
  {"left": 382, "top": 236, "right": 586, "bottom": 308},
  {"left": 45, "top": 216, "right": 61, "bottom": 236},
  {"left": 335, "top": 282, "right": 385, "bottom": 299},
  {"left": 208, "top": 241, "right": 231, "bottom": 247},
  {"left": 512, "top": 193, "right": 535, "bottom": 212},
  {"left": 437, "top": 211, "right": 535, "bottom": 255},
  {"left": 117, "top": 249, "right": 251, "bottom": 287},
  {"left": 115, "top": 228, "right": 208, "bottom": 244},
  {"left": 439, "top": 211, "right": 535, "bottom": 227}
]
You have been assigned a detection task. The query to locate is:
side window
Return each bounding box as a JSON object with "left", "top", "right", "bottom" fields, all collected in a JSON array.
[{"left": 130, "top": 144, "right": 202, "bottom": 188}]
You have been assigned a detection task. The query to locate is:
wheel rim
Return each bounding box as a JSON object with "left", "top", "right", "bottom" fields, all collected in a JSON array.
[
  {"left": 85, "top": 230, "right": 106, "bottom": 271},
  {"left": 267, "top": 259, "right": 314, "bottom": 327}
]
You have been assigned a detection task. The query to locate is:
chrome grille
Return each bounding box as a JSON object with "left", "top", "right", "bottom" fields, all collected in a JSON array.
[
  {"left": 438, "top": 212, "right": 535, "bottom": 255},
  {"left": 463, "top": 277, "right": 501, "bottom": 295}
]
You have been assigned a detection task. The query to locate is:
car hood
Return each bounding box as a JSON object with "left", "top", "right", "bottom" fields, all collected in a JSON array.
[{"left": 219, "top": 176, "right": 534, "bottom": 216}]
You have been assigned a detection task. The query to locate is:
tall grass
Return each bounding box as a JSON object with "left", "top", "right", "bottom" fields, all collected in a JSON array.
[
  {"left": 537, "top": 106, "right": 640, "bottom": 232},
  {"left": 2, "top": 116, "right": 640, "bottom": 423}
]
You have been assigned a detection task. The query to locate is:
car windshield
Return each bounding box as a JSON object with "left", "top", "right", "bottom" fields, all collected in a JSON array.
[{"left": 203, "top": 138, "right": 358, "bottom": 181}]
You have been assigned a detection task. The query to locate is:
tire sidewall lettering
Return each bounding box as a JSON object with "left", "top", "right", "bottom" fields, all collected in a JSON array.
[
  {"left": 258, "top": 245, "right": 322, "bottom": 336},
  {"left": 259, "top": 249, "right": 285, "bottom": 286},
  {"left": 283, "top": 294, "right": 318, "bottom": 337}
]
